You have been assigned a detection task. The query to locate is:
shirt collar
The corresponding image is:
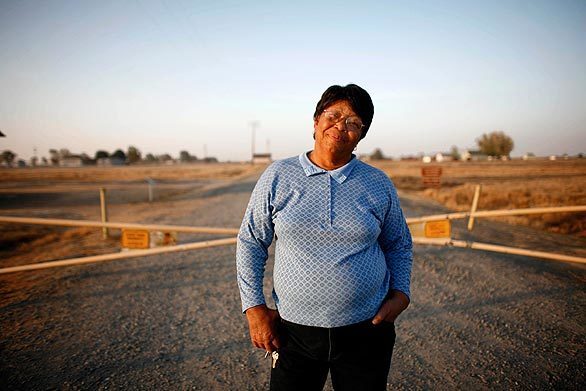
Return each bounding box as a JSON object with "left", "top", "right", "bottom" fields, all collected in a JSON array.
[{"left": 298, "top": 151, "right": 357, "bottom": 184}]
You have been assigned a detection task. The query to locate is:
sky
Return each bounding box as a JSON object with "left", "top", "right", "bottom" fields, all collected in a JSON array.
[{"left": 1, "top": 0, "right": 585, "bottom": 162}]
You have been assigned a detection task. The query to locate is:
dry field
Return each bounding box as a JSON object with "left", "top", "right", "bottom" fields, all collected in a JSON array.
[
  {"left": 0, "top": 163, "right": 266, "bottom": 273},
  {"left": 0, "top": 162, "right": 260, "bottom": 183},
  {"left": 0, "top": 159, "right": 583, "bottom": 271},
  {"left": 0, "top": 159, "right": 584, "bottom": 258},
  {"left": 371, "top": 158, "right": 586, "bottom": 235}
]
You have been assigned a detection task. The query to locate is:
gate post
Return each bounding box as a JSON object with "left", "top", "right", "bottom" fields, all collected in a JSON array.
[{"left": 99, "top": 188, "right": 109, "bottom": 239}]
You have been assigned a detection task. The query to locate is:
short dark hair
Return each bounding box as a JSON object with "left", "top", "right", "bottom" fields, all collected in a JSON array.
[{"left": 313, "top": 84, "right": 374, "bottom": 139}]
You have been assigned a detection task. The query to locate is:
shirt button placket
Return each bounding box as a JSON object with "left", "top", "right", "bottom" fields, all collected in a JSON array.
[{"left": 327, "top": 174, "right": 332, "bottom": 227}]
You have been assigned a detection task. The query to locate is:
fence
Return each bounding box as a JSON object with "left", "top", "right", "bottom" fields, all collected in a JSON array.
[{"left": 1, "top": 200, "right": 585, "bottom": 274}]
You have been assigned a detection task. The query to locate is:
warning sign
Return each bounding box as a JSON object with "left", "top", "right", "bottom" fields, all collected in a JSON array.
[
  {"left": 408, "top": 219, "right": 451, "bottom": 238},
  {"left": 424, "top": 220, "right": 451, "bottom": 238},
  {"left": 421, "top": 166, "right": 442, "bottom": 188},
  {"left": 121, "top": 229, "right": 150, "bottom": 249}
]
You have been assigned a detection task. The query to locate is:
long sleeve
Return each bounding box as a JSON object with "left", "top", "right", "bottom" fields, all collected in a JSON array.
[
  {"left": 377, "top": 184, "right": 413, "bottom": 300},
  {"left": 236, "top": 167, "right": 276, "bottom": 313}
]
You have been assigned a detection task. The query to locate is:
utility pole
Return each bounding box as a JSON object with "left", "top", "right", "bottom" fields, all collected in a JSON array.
[{"left": 250, "top": 121, "right": 259, "bottom": 163}]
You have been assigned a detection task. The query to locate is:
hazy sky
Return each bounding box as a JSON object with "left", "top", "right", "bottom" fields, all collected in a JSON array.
[{"left": 1, "top": 0, "right": 585, "bottom": 162}]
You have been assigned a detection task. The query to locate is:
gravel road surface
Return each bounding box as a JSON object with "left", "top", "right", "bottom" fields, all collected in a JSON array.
[{"left": 1, "top": 173, "right": 584, "bottom": 390}]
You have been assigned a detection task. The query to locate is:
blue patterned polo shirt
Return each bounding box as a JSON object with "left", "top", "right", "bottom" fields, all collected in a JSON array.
[{"left": 236, "top": 152, "right": 413, "bottom": 328}]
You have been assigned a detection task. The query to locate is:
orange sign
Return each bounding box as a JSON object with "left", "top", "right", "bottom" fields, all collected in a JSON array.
[
  {"left": 121, "top": 229, "right": 150, "bottom": 249},
  {"left": 424, "top": 220, "right": 451, "bottom": 238}
]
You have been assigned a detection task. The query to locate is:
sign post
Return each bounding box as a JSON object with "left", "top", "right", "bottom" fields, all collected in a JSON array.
[
  {"left": 468, "top": 185, "right": 482, "bottom": 231},
  {"left": 99, "top": 188, "right": 109, "bottom": 239},
  {"left": 145, "top": 177, "right": 155, "bottom": 202}
]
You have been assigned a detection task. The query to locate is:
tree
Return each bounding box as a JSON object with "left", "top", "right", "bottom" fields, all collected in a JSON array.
[
  {"left": 59, "top": 148, "right": 71, "bottom": 158},
  {"left": 370, "top": 148, "right": 385, "bottom": 160},
  {"left": 450, "top": 145, "right": 460, "bottom": 161},
  {"left": 145, "top": 153, "right": 156, "bottom": 162},
  {"left": 127, "top": 146, "right": 141, "bottom": 164},
  {"left": 49, "top": 149, "right": 60, "bottom": 165},
  {"left": 111, "top": 149, "right": 126, "bottom": 161},
  {"left": 48, "top": 148, "right": 75, "bottom": 165},
  {"left": 1, "top": 150, "right": 16, "bottom": 166},
  {"left": 179, "top": 150, "right": 197, "bottom": 162},
  {"left": 158, "top": 153, "right": 172, "bottom": 162},
  {"left": 80, "top": 153, "right": 94, "bottom": 165},
  {"left": 476, "top": 131, "right": 514, "bottom": 157},
  {"left": 95, "top": 150, "right": 109, "bottom": 160},
  {"left": 30, "top": 156, "right": 38, "bottom": 167}
]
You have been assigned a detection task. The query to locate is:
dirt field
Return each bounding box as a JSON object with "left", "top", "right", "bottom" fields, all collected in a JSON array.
[
  {"left": 370, "top": 158, "right": 586, "bottom": 235},
  {"left": 0, "top": 161, "right": 585, "bottom": 389},
  {"left": 0, "top": 163, "right": 266, "bottom": 269}
]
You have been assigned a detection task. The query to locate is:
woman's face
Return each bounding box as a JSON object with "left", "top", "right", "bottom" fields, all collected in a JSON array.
[{"left": 313, "top": 100, "right": 363, "bottom": 156}]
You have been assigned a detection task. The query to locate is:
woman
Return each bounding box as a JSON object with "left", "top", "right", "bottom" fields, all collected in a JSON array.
[{"left": 237, "top": 84, "right": 413, "bottom": 390}]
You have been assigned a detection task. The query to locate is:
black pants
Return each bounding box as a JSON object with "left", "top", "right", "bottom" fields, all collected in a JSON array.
[{"left": 269, "top": 318, "right": 396, "bottom": 391}]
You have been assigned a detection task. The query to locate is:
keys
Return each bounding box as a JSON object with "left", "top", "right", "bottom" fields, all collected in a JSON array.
[
  {"left": 271, "top": 351, "right": 279, "bottom": 369},
  {"left": 263, "top": 350, "right": 279, "bottom": 368}
]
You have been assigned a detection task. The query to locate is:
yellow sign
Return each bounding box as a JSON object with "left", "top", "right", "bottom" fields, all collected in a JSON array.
[
  {"left": 424, "top": 220, "right": 451, "bottom": 238},
  {"left": 121, "top": 229, "right": 150, "bottom": 249},
  {"left": 408, "top": 219, "right": 451, "bottom": 238}
]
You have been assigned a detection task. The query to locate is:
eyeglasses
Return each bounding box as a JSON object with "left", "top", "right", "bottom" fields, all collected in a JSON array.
[{"left": 322, "top": 110, "right": 364, "bottom": 133}]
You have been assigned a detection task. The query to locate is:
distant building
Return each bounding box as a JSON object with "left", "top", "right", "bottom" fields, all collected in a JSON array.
[
  {"left": 59, "top": 156, "right": 84, "bottom": 167},
  {"left": 97, "top": 157, "right": 126, "bottom": 166},
  {"left": 252, "top": 153, "right": 272, "bottom": 164},
  {"left": 435, "top": 152, "right": 456, "bottom": 162},
  {"left": 421, "top": 153, "right": 453, "bottom": 163},
  {"left": 460, "top": 150, "right": 488, "bottom": 161}
]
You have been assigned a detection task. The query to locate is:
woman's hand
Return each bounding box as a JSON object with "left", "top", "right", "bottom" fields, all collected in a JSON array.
[
  {"left": 372, "top": 290, "right": 410, "bottom": 325},
  {"left": 245, "top": 304, "right": 282, "bottom": 352}
]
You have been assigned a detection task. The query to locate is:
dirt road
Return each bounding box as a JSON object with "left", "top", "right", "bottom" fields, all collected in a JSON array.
[{"left": 1, "top": 173, "right": 584, "bottom": 390}]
